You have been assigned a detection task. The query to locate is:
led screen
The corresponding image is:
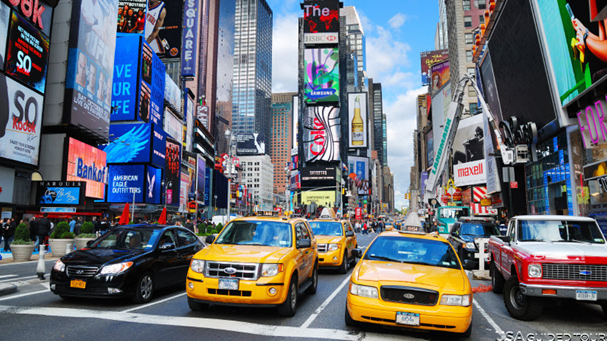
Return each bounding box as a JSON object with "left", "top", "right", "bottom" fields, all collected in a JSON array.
[
  {"left": 117, "top": 0, "right": 146, "bottom": 34},
  {"left": 143, "top": 0, "right": 183, "bottom": 59},
  {"left": 145, "top": 165, "right": 162, "bottom": 204},
  {"left": 196, "top": 154, "right": 205, "bottom": 203},
  {"left": 302, "top": 0, "right": 339, "bottom": 33},
  {"left": 66, "top": 137, "right": 108, "bottom": 199},
  {"left": 304, "top": 48, "right": 339, "bottom": 103},
  {"left": 165, "top": 137, "right": 181, "bottom": 205},
  {"left": 0, "top": 2, "right": 8, "bottom": 71},
  {"left": 303, "top": 106, "right": 340, "bottom": 162},
  {"left": 420, "top": 49, "right": 448, "bottom": 86},
  {"left": 348, "top": 93, "right": 368, "bottom": 148},
  {"left": 36, "top": 181, "right": 85, "bottom": 206},
  {"left": 107, "top": 164, "right": 145, "bottom": 203}
]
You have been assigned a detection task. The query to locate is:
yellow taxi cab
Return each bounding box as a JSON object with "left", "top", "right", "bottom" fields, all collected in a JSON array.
[
  {"left": 345, "top": 229, "right": 473, "bottom": 337},
  {"left": 308, "top": 215, "right": 357, "bottom": 274},
  {"left": 186, "top": 214, "right": 318, "bottom": 317}
]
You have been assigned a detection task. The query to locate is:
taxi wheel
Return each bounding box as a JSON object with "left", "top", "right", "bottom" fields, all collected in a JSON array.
[
  {"left": 133, "top": 272, "right": 154, "bottom": 304},
  {"left": 491, "top": 262, "right": 504, "bottom": 294},
  {"left": 277, "top": 275, "right": 297, "bottom": 317},
  {"left": 305, "top": 263, "right": 318, "bottom": 295},
  {"left": 503, "top": 276, "right": 543, "bottom": 321},
  {"left": 344, "top": 303, "right": 358, "bottom": 327},
  {"left": 338, "top": 253, "right": 348, "bottom": 274}
]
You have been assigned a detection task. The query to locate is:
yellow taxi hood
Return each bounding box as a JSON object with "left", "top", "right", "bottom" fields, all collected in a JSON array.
[
  {"left": 315, "top": 235, "right": 344, "bottom": 244},
  {"left": 197, "top": 244, "right": 292, "bottom": 263},
  {"left": 355, "top": 260, "right": 466, "bottom": 292}
]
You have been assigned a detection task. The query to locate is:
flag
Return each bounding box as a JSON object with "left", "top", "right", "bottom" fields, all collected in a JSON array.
[
  {"left": 158, "top": 207, "right": 167, "bottom": 224},
  {"left": 118, "top": 203, "right": 130, "bottom": 225}
]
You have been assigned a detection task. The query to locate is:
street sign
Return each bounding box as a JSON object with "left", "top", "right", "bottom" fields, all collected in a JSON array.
[{"left": 510, "top": 181, "right": 518, "bottom": 189}]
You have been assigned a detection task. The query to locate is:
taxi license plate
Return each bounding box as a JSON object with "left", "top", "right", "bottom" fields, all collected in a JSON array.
[
  {"left": 70, "top": 279, "right": 86, "bottom": 289},
  {"left": 218, "top": 278, "right": 239, "bottom": 290},
  {"left": 396, "top": 312, "right": 420, "bottom": 326},
  {"left": 576, "top": 290, "right": 597, "bottom": 301}
]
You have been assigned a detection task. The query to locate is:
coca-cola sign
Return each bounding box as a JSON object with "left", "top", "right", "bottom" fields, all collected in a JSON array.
[{"left": 303, "top": 106, "right": 340, "bottom": 162}]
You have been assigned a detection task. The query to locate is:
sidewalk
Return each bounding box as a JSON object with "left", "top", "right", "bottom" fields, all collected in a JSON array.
[{"left": 0, "top": 248, "right": 58, "bottom": 297}]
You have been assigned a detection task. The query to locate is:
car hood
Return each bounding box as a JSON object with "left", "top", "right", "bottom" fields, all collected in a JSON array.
[
  {"left": 355, "top": 260, "right": 467, "bottom": 292},
  {"left": 61, "top": 248, "right": 146, "bottom": 266},
  {"left": 197, "top": 244, "right": 292, "bottom": 263},
  {"left": 515, "top": 242, "right": 607, "bottom": 259},
  {"left": 315, "top": 235, "right": 344, "bottom": 244}
]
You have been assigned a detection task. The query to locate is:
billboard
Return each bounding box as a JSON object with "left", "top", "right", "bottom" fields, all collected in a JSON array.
[
  {"left": 426, "top": 130, "right": 434, "bottom": 169},
  {"left": 37, "top": 181, "right": 85, "bottom": 206},
  {"left": 107, "top": 164, "right": 145, "bottom": 203},
  {"left": 454, "top": 159, "right": 486, "bottom": 187},
  {"left": 181, "top": 0, "right": 198, "bottom": 76},
  {"left": 348, "top": 156, "right": 369, "bottom": 195},
  {"left": 5, "top": 11, "right": 49, "bottom": 93},
  {"left": 66, "top": 138, "right": 108, "bottom": 199},
  {"left": 6, "top": 0, "right": 54, "bottom": 37},
  {"left": 300, "top": 166, "right": 336, "bottom": 187},
  {"left": 304, "top": 48, "right": 339, "bottom": 103},
  {"left": 165, "top": 73, "right": 181, "bottom": 112},
  {"left": 164, "top": 108, "right": 183, "bottom": 142},
  {"left": 431, "top": 84, "right": 450, "bottom": 160},
  {"left": 145, "top": 165, "right": 162, "bottom": 204},
  {"left": 65, "top": 0, "right": 118, "bottom": 136},
  {"left": 303, "top": 106, "right": 340, "bottom": 162},
  {"left": 302, "top": 0, "right": 339, "bottom": 33},
  {"left": 104, "top": 123, "right": 166, "bottom": 167},
  {"left": 301, "top": 191, "right": 335, "bottom": 206},
  {"left": 479, "top": 51, "right": 503, "bottom": 124},
  {"left": 292, "top": 94, "right": 299, "bottom": 150},
  {"left": 0, "top": 2, "right": 8, "bottom": 71},
  {"left": 348, "top": 93, "right": 368, "bottom": 148},
  {"left": 430, "top": 60, "right": 450, "bottom": 94},
  {"left": 420, "top": 49, "right": 448, "bottom": 86},
  {"left": 144, "top": 0, "right": 183, "bottom": 59},
  {"left": 117, "top": 0, "right": 146, "bottom": 34},
  {"left": 0, "top": 75, "right": 44, "bottom": 166},
  {"left": 196, "top": 154, "right": 205, "bottom": 203},
  {"left": 235, "top": 133, "right": 265, "bottom": 155},
  {"left": 452, "top": 114, "right": 485, "bottom": 166},
  {"left": 165, "top": 137, "right": 181, "bottom": 205}
]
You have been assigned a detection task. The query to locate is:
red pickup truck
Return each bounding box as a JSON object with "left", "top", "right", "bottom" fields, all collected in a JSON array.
[{"left": 488, "top": 215, "right": 607, "bottom": 321}]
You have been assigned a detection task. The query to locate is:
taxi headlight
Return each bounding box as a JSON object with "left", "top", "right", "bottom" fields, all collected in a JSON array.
[
  {"left": 440, "top": 294, "right": 471, "bottom": 306},
  {"left": 464, "top": 242, "right": 477, "bottom": 250},
  {"left": 53, "top": 260, "right": 65, "bottom": 272},
  {"left": 328, "top": 244, "right": 339, "bottom": 251},
  {"left": 261, "top": 264, "right": 283, "bottom": 277},
  {"left": 190, "top": 259, "right": 205, "bottom": 274},
  {"left": 349, "top": 282, "right": 378, "bottom": 299},
  {"left": 100, "top": 262, "right": 133, "bottom": 275},
  {"left": 528, "top": 264, "right": 542, "bottom": 278}
]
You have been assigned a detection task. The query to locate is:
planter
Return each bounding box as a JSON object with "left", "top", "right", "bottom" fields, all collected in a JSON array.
[
  {"left": 48, "top": 239, "right": 75, "bottom": 257},
  {"left": 75, "top": 237, "right": 96, "bottom": 250},
  {"left": 11, "top": 244, "right": 35, "bottom": 262}
]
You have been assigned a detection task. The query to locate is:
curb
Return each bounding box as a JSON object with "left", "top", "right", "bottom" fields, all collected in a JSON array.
[{"left": 0, "top": 283, "right": 18, "bottom": 296}]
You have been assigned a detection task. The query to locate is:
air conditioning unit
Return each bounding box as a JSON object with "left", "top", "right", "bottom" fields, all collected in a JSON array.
[{"left": 514, "top": 145, "right": 529, "bottom": 164}]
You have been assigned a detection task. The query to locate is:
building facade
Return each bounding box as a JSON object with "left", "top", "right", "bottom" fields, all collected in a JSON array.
[
  {"left": 239, "top": 154, "right": 274, "bottom": 211},
  {"left": 270, "top": 93, "right": 296, "bottom": 201}
]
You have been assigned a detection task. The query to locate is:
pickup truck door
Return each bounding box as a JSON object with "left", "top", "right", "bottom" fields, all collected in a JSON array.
[{"left": 499, "top": 220, "right": 516, "bottom": 278}]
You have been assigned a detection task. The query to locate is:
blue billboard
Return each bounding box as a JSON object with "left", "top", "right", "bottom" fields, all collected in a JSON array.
[
  {"left": 181, "top": 0, "right": 199, "bottom": 76},
  {"left": 107, "top": 164, "right": 145, "bottom": 203},
  {"left": 104, "top": 123, "right": 166, "bottom": 166},
  {"left": 145, "top": 166, "right": 162, "bottom": 204},
  {"left": 151, "top": 124, "right": 166, "bottom": 168}
]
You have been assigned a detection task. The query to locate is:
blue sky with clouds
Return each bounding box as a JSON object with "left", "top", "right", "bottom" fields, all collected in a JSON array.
[{"left": 266, "top": 0, "right": 439, "bottom": 211}]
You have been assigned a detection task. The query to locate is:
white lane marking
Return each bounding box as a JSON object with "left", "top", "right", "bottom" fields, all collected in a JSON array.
[
  {"left": 473, "top": 298, "right": 503, "bottom": 336},
  {"left": 0, "top": 275, "right": 18, "bottom": 279},
  {"left": 0, "top": 305, "right": 363, "bottom": 340},
  {"left": 0, "top": 275, "right": 38, "bottom": 284},
  {"left": 0, "top": 289, "right": 49, "bottom": 302},
  {"left": 300, "top": 276, "right": 350, "bottom": 329},
  {"left": 122, "top": 292, "right": 186, "bottom": 313}
]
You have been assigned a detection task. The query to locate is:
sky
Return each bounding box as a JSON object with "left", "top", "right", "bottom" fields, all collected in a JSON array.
[{"left": 266, "top": 0, "right": 440, "bottom": 212}]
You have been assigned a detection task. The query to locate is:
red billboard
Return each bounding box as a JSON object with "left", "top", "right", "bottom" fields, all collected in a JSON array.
[
  {"left": 66, "top": 138, "right": 108, "bottom": 199},
  {"left": 420, "top": 49, "right": 448, "bottom": 86}
]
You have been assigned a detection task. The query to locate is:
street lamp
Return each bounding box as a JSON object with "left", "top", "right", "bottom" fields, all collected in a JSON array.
[{"left": 224, "top": 129, "right": 236, "bottom": 216}]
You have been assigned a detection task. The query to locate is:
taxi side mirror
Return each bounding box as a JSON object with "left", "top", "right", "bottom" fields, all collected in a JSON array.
[
  {"left": 205, "top": 235, "right": 216, "bottom": 244},
  {"left": 346, "top": 231, "right": 354, "bottom": 237},
  {"left": 297, "top": 239, "right": 311, "bottom": 249}
]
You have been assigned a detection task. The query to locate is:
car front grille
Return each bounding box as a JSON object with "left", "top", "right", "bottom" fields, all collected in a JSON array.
[
  {"left": 317, "top": 244, "right": 328, "bottom": 253},
  {"left": 380, "top": 286, "right": 439, "bottom": 306},
  {"left": 205, "top": 262, "right": 259, "bottom": 280},
  {"left": 208, "top": 288, "right": 252, "bottom": 296},
  {"left": 66, "top": 265, "right": 99, "bottom": 278},
  {"left": 542, "top": 264, "right": 607, "bottom": 282}
]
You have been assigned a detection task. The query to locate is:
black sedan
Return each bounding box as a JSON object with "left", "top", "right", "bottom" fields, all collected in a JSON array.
[
  {"left": 50, "top": 224, "right": 205, "bottom": 303},
  {"left": 448, "top": 217, "right": 500, "bottom": 270}
]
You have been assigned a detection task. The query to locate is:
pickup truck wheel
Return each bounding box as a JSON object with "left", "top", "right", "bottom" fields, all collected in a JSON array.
[
  {"left": 503, "top": 276, "right": 543, "bottom": 321},
  {"left": 491, "top": 262, "right": 505, "bottom": 294},
  {"left": 305, "top": 263, "right": 318, "bottom": 295},
  {"left": 338, "top": 253, "right": 348, "bottom": 274},
  {"left": 277, "top": 275, "right": 297, "bottom": 317}
]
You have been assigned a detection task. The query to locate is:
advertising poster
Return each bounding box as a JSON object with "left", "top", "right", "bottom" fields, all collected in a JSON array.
[
  {"left": 37, "top": 181, "right": 85, "bottom": 205},
  {"left": 145, "top": 165, "right": 162, "bottom": 204},
  {"left": 65, "top": 0, "right": 118, "bottom": 136},
  {"left": 452, "top": 114, "right": 485, "bottom": 166},
  {"left": 144, "top": 0, "right": 182, "bottom": 59},
  {"left": 164, "top": 108, "right": 183, "bottom": 142},
  {"left": 110, "top": 34, "right": 140, "bottom": 121},
  {"left": 181, "top": 0, "right": 198, "bottom": 76},
  {"left": 5, "top": 11, "right": 50, "bottom": 93},
  {"left": 454, "top": 159, "right": 486, "bottom": 187},
  {"left": 348, "top": 93, "right": 367, "bottom": 148},
  {"left": 235, "top": 133, "right": 265, "bottom": 155},
  {"left": 303, "top": 106, "right": 340, "bottom": 162},
  {"left": 180, "top": 170, "right": 189, "bottom": 211},
  {"left": 0, "top": 75, "right": 43, "bottom": 165},
  {"left": 292, "top": 94, "right": 299, "bottom": 150},
  {"left": 196, "top": 155, "right": 205, "bottom": 203},
  {"left": 165, "top": 137, "right": 181, "bottom": 205},
  {"left": 66, "top": 138, "right": 108, "bottom": 199},
  {"left": 420, "top": 49, "right": 448, "bottom": 86},
  {"left": 479, "top": 51, "right": 503, "bottom": 124},
  {"left": 426, "top": 130, "right": 434, "bottom": 168},
  {"left": 204, "top": 166, "right": 211, "bottom": 205},
  {"left": 0, "top": 2, "right": 8, "bottom": 71},
  {"left": 107, "top": 164, "right": 145, "bottom": 203},
  {"left": 117, "top": 0, "right": 146, "bottom": 34},
  {"left": 7, "top": 0, "right": 54, "bottom": 37},
  {"left": 430, "top": 60, "right": 450, "bottom": 94},
  {"left": 164, "top": 73, "right": 180, "bottom": 112},
  {"left": 104, "top": 123, "right": 149, "bottom": 163},
  {"left": 302, "top": 0, "right": 339, "bottom": 33},
  {"left": 301, "top": 191, "right": 335, "bottom": 206},
  {"left": 304, "top": 48, "right": 339, "bottom": 103},
  {"left": 420, "top": 171, "right": 429, "bottom": 194},
  {"left": 151, "top": 124, "right": 166, "bottom": 168},
  {"left": 140, "top": 40, "right": 165, "bottom": 125},
  {"left": 348, "top": 156, "right": 369, "bottom": 195}
]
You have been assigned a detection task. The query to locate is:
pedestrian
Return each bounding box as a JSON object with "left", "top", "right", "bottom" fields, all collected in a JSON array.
[
  {"left": 184, "top": 219, "right": 194, "bottom": 232},
  {"left": 99, "top": 217, "right": 109, "bottom": 233},
  {"left": 498, "top": 218, "right": 508, "bottom": 235},
  {"left": 0, "top": 218, "right": 6, "bottom": 252},
  {"left": 362, "top": 221, "right": 368, "bottom": 235},
  {"left": 69, "top": 216, "right": 77, "bottom": 233},
  {"left": 37, "top": 213, "right": 51, "bottom": 251},
  {"left": 92, "top": 216, "right": 101, "bottom": 234},
  {"left": 4, "top": 218, "right": 15, "bottom": 252},
  {"left": 30, "top": 216, "right": 39, "bottom": 248},
  {"left": 74, "top": 217, "right": 83, "bottom": 235}
]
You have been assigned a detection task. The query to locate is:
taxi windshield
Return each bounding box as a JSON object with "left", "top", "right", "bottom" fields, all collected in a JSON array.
[
  {"left": 364, "top": 236, "right": 460, "bottom": 269},
  {"left": 215, "top": 221, "right": 293, "bottom": 247},
  {"left": 309, "top": 221, "right": 343, "bottom": 236}
]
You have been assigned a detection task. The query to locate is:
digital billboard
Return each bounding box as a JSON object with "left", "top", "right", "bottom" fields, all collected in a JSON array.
[
  {"left": 348, "top": 93, "right": 368, "bottom": 148},
  {"left": 204, "top": 166, "right": 211, "bottom": 205},
  {"left": 165, "top": 73, "right": 180, "bottom": 112},
  {"left": 292, "top": 94, "right": 299, "bottom": 150},
  {"left": 105, "top": 123, "right": 151, "bottom": 163},
  {"left": 348, "top": 156, "right": 369, "bottom": 195},
  {"left": 144, "top": 0, "right": 183, "bottom": 59},
  {"left": 420, "top": 49, "right": 448, "bottom": 86},
  {"left": 301, "top": 191, "right": 335, "bottom": 206},
  {"left": 165, "top": 137, "right": 181, "bottom": 205},
  {"left": 235, "top": 133, "right": 265, "bottom": 155},
  {"left": 145, "top": 165, "right": 162, "bottom": 204},
  {"left": 140, "top": 41, "right": 165, "bottom": 125},
  {"left": 300, "top": 166, "right": 336, "bottom": 187},
  {"left": 479, "top": 51, "right": 504, "bottom": 124},
  {"left": 36, "top": 181, "right": 85, "bottom": 206},
  {"left": 430, "top": 60, "right": 450, "bottom": 94},
  {"left": 303, "top": 106, "right": 340, "bottom": 162},
  {"left": 181, "top": 0, "right": 198, "bottom": 76},
  {"left": 426, "top": 130, "right": 434, "bottom": 169},
  {"left": 5, "top": 11, "right": 49, "bottom": 93},
  {"left": 0, "top": 75, "right": 44, "bottom": 166},
  {"left": 66, "top": 138, "right": 108, "bottom": 199},
  {"left": 196, "top": 154, "right": 205, "bottom": 203},
  {"left": 164, "top": 108, "right": 183, "bottom": 142},
  {"left": 7, "top": 0, "right": 54, "bottom": 37},
  {"left": 65, "top": 0, "right": 118, "bottom": 136},
  {"left": 107, "top": 164, "right": 145, "bottom": 203},
  {"left": 452, "top": 114, "right": 485, "bottom": 166},
  {"left": 304, "top": 48, "right": 339, "bottom": 103},
  {"left": 302, "top": 0, "right": 339, "bottom": 33},
  {"left": 0, "top": 2, "right": 8, "bottom": 71},
  {"left": 117, "top": 0, "right": 146, "bottom": 34}
]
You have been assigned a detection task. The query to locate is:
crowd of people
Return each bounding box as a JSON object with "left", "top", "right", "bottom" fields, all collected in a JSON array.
[{"left": 352, "top": 219, "right": 387, "bottom": 235}]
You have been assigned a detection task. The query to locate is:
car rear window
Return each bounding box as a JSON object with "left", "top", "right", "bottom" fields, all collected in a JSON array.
[{"left": 364, "top": 236, "right": 461, "bottom": 269}]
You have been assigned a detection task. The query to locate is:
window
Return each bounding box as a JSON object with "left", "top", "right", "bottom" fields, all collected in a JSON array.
[
  {"left": 466, "top": 50, "right": 473, "bottom": 62},
  {"left": 468, "top": 85, "right": 476, "bottom": 97},
  {"left": 463, "top": 0, "right": 470, "bottom": 11},
  {"left": 469, "top": 102, "right": 478, "bottom": 113},
  {"left": 467, "top": 67, "right": 475, "bottom": 76},
  {"left": 480, "top": 15, "right": 485, "bottom": 24},
  {"left": 465, "top": 33, "right": 473, "bottom": 44},
  {"left": 176, "top": 229, "right": 198, "bottom": 247},
  {"left": 478, "top": 0, "right": 486, "bottom": 10},
  {"left": 464, "top": 16, "right": 472, "bottom": 28}
]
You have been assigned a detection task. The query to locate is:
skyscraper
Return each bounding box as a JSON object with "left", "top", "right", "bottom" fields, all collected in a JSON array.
[
  {"left": 270, "top": 93, "right": 296, "bottom": 199},
  {"left": 341, "top": 6, "right": 366, "bottom": 91},
  {"left": 232, "top": 0, "right": 273, "bottom": 153},
  {"left": 368, "top": 79, "right": 386, "bottom": 166}
]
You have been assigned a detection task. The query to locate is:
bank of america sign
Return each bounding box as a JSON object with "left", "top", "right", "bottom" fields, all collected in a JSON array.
[{"left": 304, "top": 33, "right": 339, "bottom": 45}]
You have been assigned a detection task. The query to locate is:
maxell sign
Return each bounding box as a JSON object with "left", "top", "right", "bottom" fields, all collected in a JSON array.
[
  {"left": 304, "top": 32, "right": 338, "bottom": 45},
  {"left": 454, "top": 159, "right": 486, "bottom": 187}
]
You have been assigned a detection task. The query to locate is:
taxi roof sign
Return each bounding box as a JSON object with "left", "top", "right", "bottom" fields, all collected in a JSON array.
[{"left": 318, "top": 207, "right": 337, "bottom": 219}]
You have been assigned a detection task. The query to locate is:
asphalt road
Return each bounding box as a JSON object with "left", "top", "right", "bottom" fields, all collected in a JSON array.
[{"left": 0, "top": 232, "right": 605, "bottom": 341}]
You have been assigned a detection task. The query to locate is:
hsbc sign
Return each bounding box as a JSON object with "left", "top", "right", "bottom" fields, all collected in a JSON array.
[
  {"left": 454, "top": 159, "right": 486, "bottom": 187},
  {"left": 304, "top": 33, "right": 339, "bottom": 45}
]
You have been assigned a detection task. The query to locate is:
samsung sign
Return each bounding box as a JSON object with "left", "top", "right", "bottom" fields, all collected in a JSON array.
[{"left": 304, "top": 32, "right": 338, "bottom": 45}]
